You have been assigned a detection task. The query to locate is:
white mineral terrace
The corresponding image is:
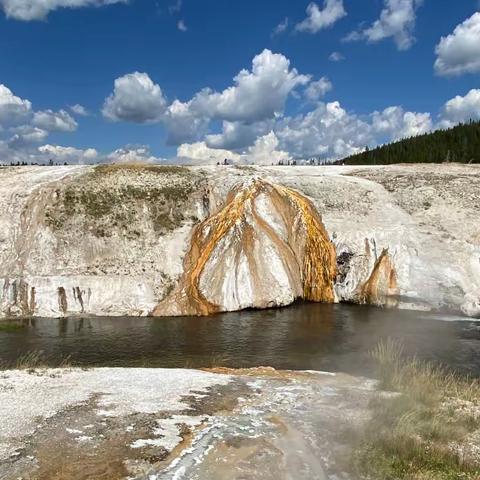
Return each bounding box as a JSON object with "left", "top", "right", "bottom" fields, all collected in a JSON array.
[{"left": 0, "top": 163, "right": 479, "bottom": 317}]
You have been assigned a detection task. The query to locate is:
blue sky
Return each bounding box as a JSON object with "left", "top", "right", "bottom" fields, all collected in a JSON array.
[{"left": 0, "top": 0, "right": 479, "bottom": 164}]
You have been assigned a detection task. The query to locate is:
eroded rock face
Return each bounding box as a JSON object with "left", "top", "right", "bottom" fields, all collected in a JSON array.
[
  {"left": 0, "top": 279, "right": 36, "bottom": 317},
  {"left": 153, "top": 179, "right": 337, "bottom": 316},
  {"left": 0, "top": 165, "right": 202, "bottom": 318}
]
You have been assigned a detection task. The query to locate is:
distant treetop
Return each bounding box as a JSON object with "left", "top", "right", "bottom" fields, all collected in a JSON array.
[{"left": 339, "top": 120, "right": 480, "bottom": 165}]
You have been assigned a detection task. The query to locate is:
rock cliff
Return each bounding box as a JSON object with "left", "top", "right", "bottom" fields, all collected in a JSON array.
[{"left": 0, "top": 163, "right": 479, "bottom": 318}]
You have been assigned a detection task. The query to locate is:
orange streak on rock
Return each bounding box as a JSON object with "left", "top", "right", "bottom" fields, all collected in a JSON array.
[
  {"left": 274, "top": 185, "right": 337, "bottom": 303},
  {"left": 359, "top": 248, "right": 399, "bottom": 307},
  {"left": 152, "top": 179, "right": 337, "bottom": 316}
]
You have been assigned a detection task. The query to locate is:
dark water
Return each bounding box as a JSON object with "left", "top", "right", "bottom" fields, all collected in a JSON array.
[{"left": 1, "top": 303, "right": 480, "bottom": 377}]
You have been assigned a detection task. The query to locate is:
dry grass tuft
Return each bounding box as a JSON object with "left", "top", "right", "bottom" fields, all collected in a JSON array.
[
  {"left": 93, "top": 163, "right": 189, "bottom": 176},
  {"left": 350, "top": 339, "right": 480, "bottom": 479},
  {"left": 0, "top": 350, "right": 74, "bottom": 372},
  {"left": 371, "top": 338, "right": 480, "bottom": 404},
  {"left": 44, "top": 162, "right": 198, "bottom": 237}
]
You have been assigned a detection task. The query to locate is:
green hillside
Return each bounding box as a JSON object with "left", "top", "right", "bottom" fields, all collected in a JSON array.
[{"left": 340, "top": 120, "right": 480, "bottom": 165}]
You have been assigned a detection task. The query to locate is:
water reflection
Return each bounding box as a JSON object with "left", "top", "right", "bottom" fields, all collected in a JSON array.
[{"left": 1, "top": 303, "right": 479, "bottom": 377}]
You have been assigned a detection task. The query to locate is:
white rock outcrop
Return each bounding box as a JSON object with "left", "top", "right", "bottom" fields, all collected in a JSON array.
[{"left": 0, "top": 163, "right": 479, "bottom": 318}]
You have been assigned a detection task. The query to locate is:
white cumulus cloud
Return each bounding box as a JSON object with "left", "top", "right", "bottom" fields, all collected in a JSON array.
[
  {"left": 102, "top": 72, "right": 168, "bottom": 123},
  {"left": 33, "top": 109, "right": 78, "bottom": 132},
  {"left": 304, "top": 77, "right": 333, "bottom": 102},
  {"left": 177, "top": 142, "right": 241, "bottom": 165},
  {"left": 247, "top": 131, "right": 292, "bottom": 165},
  {"left": 38, "top": 144, "right": 99, "bottom": 163},
  {"left": 276, "top": 101, "right": 371, "bottom": 159},
  {"left": 163, "top": 99, "right": 210, "bottom": 145},
  {"left": 9, "top": 126, "right": 48, "bottom": 146},
  {"left": 345, "top": 0, "right": 423, "bottom": 51},
  {"left": 70, "top": 104, "right": 89, "bottom": 116},
  {"left": 372, "top": 106, "right": 432, "bottom": 140},
  {"left": 439, "top": 89, "right": 480, "bottom": 128},
  {"left": 177, "top": 132, "right": 291, "bottom": 165},
  {"left": 177, "top": 19, "right": 187, "bottom": 31},
  {"left": 106, "top": 145, "right": 160, "bottom": 163},
  {"left": 0, "top": 84, "right": 86, "bottom": 164},
  {"left": 272, "top": 17, "right": 289, "bottom": 36},
  {"left": 0, "top": 0, "right": 126, "bottom": 21},
  {"left": 434, "top": 13, "right": 480, "bottom": 76},
  {"left": 124, "top": 50, "right": 310, "bottom": 144},
  {"left": 203, "top": 100, "right": 434, "bottom": 162},
  {"left": 296, "top": 0, "right": 346, "bottom": 34},
  {"left": 329, "top": 51, "right": 345, "bottom": 62},
  {"left": 185, "top": 49, "right": 310, "bottom": 123},
  {"left": 0, "top": 84, "right": 32, "bottom": 125},
  {"left": 205, "top": 119, "right": 273, "bottom": 151}
]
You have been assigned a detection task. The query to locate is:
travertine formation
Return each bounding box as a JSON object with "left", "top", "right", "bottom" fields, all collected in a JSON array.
[
  {"left": 359, "top": 248, "right": 398, "bottom": 308},
  {"left": 153, "top": 179, "right": 336, "bottom": 316},
  {"left": 0, "top": 163, "right": 479, "bottom": 318}
]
